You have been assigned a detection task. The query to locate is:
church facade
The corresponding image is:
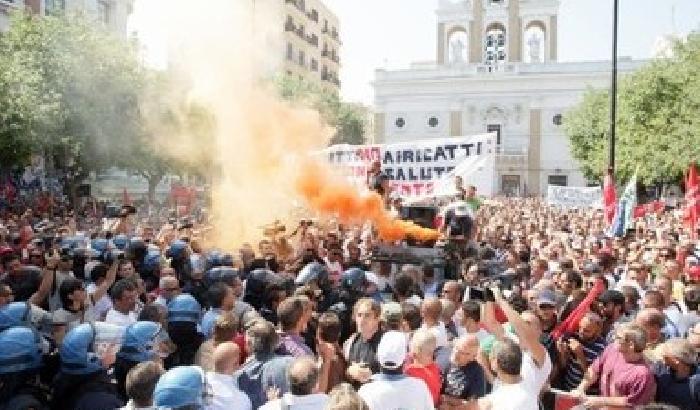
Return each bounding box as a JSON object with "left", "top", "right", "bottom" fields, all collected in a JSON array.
[{"left": 372, "top": 0, "right": 645, "bottom": 195}]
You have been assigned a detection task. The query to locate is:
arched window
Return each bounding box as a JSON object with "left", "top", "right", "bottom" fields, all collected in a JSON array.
[
  {"left": 484, "top": 23, "right": 506, "bottom": 64},
  {"left": 447, "top": 28, "right": 468, "bottom": 64},
  {"left": 524, "top": 22, "right": 546, "bottom": 63}
]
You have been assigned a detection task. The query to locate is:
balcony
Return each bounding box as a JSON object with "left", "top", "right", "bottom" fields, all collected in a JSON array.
[
  {"left": 321, "top": 49, "right": 329, "bottom": 57},
  {"left": 307, "top": 9, "right": 318, "bottom": 22},
  {"left": 307, "top": 34, "right": 318, "bottom": 47}
]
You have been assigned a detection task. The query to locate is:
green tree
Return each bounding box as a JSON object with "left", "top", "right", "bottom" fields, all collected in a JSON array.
[
  {"left": 276, "top": 74, "right": 367, "bottom": 145},
  {"left": 565, "top": 33, "right": 700, "bottom": 185},
  {"left": 0, "top": 12, "right": 148, "bottom": 203}
]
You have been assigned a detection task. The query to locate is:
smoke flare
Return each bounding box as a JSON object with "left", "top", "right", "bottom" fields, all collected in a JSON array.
[{"left": 296, "top": 161, "right": 439, "bottom": 241}]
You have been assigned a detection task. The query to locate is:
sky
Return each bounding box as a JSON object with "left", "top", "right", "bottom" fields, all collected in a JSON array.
[{"left": 129, "top": 0, "right": 700, "bottom": 106}]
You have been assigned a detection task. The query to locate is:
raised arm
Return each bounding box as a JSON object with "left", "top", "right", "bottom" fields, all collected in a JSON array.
[
  {"left": 29, "top": 254, "right": 59, "bottom": 306},
  {"left": 491, "top": 287, "right": 546, "bottom": 367},
  {"left": 91, "top": 260, "right": 118, "bottom": 303}
]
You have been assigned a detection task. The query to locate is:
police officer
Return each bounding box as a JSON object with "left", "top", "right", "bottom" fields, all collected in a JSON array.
[
  {"left": 0, "top": 326, "right": 50, "bottom": 409},
  {"left": 114, "top": 321, "right": 163, "bottom": 401},
  {"left": 53, "top": 323, "right": 122, "bottom": 410},
  {"left": 329, "top": 268, "right": 368, "bottom": 343},
  {"left": 165, "top": 294, "right": 203, "bottom": 367},
  {"left": 153, "top": 366, "right": 208, "bottom": 409}
]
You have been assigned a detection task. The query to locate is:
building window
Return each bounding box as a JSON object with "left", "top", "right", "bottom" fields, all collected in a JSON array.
[
  {"left": 395, "top": 117, "right": 406, "bottom": 128},
  {"left": 311, "top": 59, "right": 318, "bottom": 71},
  {"left": 428, "top": 117, "right": 439, "bottom": 128},
  {"left": 97, "top": 1, "right": 111, "bottom": 26},
  {"left": 321, "top": 65, "right": 328, "bottom": 80},
  {"left": 501, "top": 175, "right": 521, "bottom": 196},
  {"left": 552, "top": 114, "right": 563, "bottom": 126},
  {"left": 323, "top": 19, "right": 329, "bottom": 33},
  {"left": 286, "top": 43, "right": 294, "bottom": 60},
  {"left": 299, "top": 0, "right": 305, "bottom": 12},
  {"left": 285, "top": 15, "right": 295, "bottom": 32},
  {"left": 298, "top": 50, "right": 305, "bottom": 67},
  {"left": 548, "top": 175, "right": 568, "bottom": 186},
  {"left": 45, "top": 0, "right": 66, "bottom": 15},
  {"left": 487, "top": 124, "right": 502, "bottom": 145},
  {"left": 484, "top": 24, "right": 506, "bottom": 64}
]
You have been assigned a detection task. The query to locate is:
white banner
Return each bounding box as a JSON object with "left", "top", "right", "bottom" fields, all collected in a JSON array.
[
  {"left": 323, "top": 134, "right": 497, "bottom": 198},
  {"left": 547, "top": 185, "right": 602, "bottom": 208}
]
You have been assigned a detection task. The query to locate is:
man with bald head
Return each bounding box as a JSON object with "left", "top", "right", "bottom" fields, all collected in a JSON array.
[
  {"left": 421, "top": 297, "right": 449, "bottom": 348},
  {"left": 207, "top": 342, "right": 251, "bottom": 410},
  {"left": 441, "top": 334, "right": 487, "bottom": 407},
  {"left": 260, "top": 356, "right": 329, "bottom": 409}
]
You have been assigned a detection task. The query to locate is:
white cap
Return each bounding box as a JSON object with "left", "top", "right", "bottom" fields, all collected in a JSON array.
[{"left": 377, "top": 331, "right": 408, "bottom": 370}]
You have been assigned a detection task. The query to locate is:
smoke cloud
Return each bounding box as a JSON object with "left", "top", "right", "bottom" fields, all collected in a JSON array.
[{"left": 144, "top": 0, "right": 438, "bottom": 247}]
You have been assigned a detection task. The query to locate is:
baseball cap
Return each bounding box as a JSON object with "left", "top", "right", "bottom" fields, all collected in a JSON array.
[
  {"left": 376, "top": 331, "right": 407, "bottom": 370},
  {"left": 537, "top": 289, "right": 557, "bottom": 307},
  {"left": 381, "top": 302, "right": 402, "bottom": 325}
]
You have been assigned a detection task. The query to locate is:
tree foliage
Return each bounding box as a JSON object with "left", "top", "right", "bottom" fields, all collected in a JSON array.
[
  {"left": 565, "top": 33, "right": 700, "bottom": 184},
  {"left": 276, "top": 74, "right": 367, "bottom": 145}
]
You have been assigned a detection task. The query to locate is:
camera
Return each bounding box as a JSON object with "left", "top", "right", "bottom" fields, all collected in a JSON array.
[{"left": 468, "top": 287, "right": 495, "bottom": 302}]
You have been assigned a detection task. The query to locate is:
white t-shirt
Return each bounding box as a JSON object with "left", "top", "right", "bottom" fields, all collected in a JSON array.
[
  {"left": 358, "top": 375, "right": 435, "bottom": 410},
  {"left": 259, "top": 393, "right": 328, "bottom": 410},
  {"left": 86, "top": 282, "right": 112, "bottom": 321},
  {"left": 205, "top": 373, "right": 252, "bottom": 410},
  {"left": 486, "top": 351, "right": 552, "bottom": 410},
  {"left": 104, "top": 308, "right": 137, "bottom": 327}
]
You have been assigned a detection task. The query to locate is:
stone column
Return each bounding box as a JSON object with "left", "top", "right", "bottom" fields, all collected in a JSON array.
[
  {"left": 549, "top": 15, "right": 558, "bottom": 61},
  {"left": 469, "top": 0, "right": 483, "bottom": 63},
  {"left": 508, "top": 0, "right": 521, "bottom": 62},
  {"left": 374, "top": 113, "right": 386, "bottom": 143},
  {"left": 528, "top": 109, "right": 542, "bottom": 195},
  {"left": 437, "top": 22, "right": 446, "bottom": 64},
  {"left": 450, "top": 111, "right": 462, "bottom": 136}
]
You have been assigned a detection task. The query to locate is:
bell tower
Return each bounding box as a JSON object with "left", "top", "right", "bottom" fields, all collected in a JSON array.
[{"left": 436, "top": 0, "right": 559, "bottom": 66}]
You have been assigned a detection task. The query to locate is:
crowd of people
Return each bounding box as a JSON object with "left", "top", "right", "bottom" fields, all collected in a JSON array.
[{"left": 0, "top": 182, "right": 699, "bottom": 410}]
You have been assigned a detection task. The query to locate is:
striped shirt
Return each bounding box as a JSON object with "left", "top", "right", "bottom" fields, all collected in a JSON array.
[{"left": 562, "top": 337, "right": 607, "bottom": 391}]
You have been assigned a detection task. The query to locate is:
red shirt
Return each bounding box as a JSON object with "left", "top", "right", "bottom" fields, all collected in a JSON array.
[
  {"left": 405, "top": 362, "right": 442, "bottom": 406},
  {"left": 590, "top": 344, "right": 656, "bottom": 406}
]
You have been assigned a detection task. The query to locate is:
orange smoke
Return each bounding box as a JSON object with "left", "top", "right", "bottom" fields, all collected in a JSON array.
[{"left": 296, "top": 161, "right": 440, "bottom": 242}]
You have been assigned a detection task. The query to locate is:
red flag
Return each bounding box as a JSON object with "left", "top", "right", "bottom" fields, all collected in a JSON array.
[
  {"left": 122, "top": 187, "right": 132, "bottom": 206},
  {"left": 551, "top": 279, "right": 606, "bottom": 340},
  {"left": 603, "top": 168, "right": 617, "bottom": 225},
  {"left": 685, "top": 164, "right": 699, "bottom": 238}
]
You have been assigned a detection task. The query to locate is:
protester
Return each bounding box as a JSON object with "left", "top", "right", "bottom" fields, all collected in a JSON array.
[
  {"left": 0, "top": 188, "right": 699, "bottom": 410},
  {"left": 357, "top": 331, "right": 434, "bottom": 410},
  {"left": 207, "top": 342, "right": 251, "bottom": 410}
]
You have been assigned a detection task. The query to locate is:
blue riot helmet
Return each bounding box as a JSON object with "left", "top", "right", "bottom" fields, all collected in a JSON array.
[
  {"left": 167, "top": 294, "right": 202, "bottom": 324},
  {"left": 219, "top": 253, "right": 234, "bottom": 267},
  {"left": 205, "top": 250, "right": 223, "bottom": 270},
  {"left": 295, "top": 261, "right": 329, "bottom": 286},
  {"left": 166, "top": 240, "right": 188, "bottom": 259},
  {"left": 0, "top": 326, "right": 42, "bottom": 374},
  {"left": 90, "top": 239, "right": 108, "bottom": 254},
  {"left": 117, "top": 321, "right": 162, "bottom": 362},
  {"left": 142, "top": 248, "right": 162, "bottom": 275},
  {"left": 112, "top": 234, "right": 129, "bottom": 251},
  {"left": 0, "top": 301, "right": 31, "bottom": 331},
  {"left": 127, "top": 237, "right": 147, "bottom": 261},
  {"left": 341, "top": 268, "right": 367, "bottom": 293},
  {"left": 60, "top": 322, "right": 125, "bottom": 375},
  {"left": 153, "top": 366, "right": 206, "bottom": 408},
  {"left": 244, "top": 269, "right": 279, "bottom": 310},
  {"left": 59, "top": 323, "right": 102, "bottom": 375},
  {"left": 205, "top": 266, "right": 240, "bottom": 287}
]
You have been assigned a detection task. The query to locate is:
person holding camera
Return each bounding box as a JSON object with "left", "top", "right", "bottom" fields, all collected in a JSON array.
[{"left": 555, "top": 312, "right": 607, "bottom": 392}]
